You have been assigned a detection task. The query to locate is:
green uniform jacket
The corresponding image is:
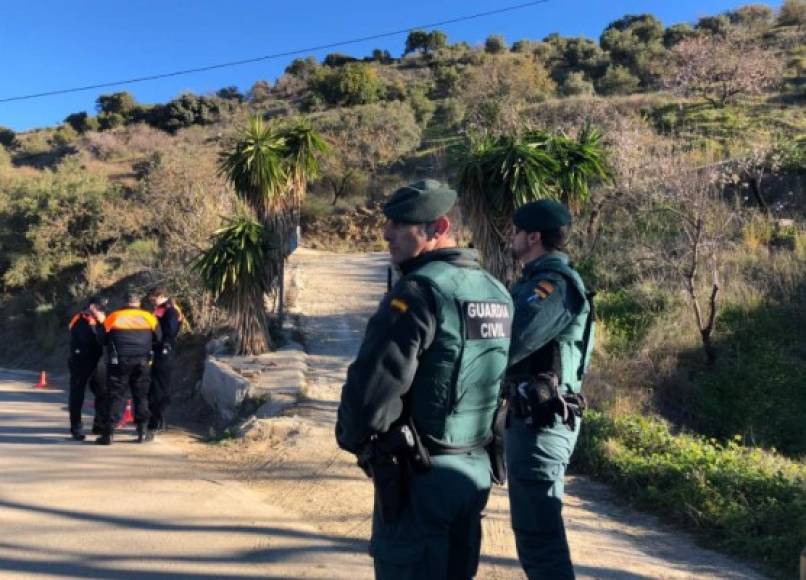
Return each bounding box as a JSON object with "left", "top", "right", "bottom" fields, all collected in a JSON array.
[
  {"left": 506, "top": 251, "right": 589, "bottom": 481},
  {"left": 336, "top": 247, "right": 511, "bottom": 454}
]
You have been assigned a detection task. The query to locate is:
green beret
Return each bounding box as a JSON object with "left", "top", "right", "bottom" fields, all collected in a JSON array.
[
  {"left": 513, "top": 200, "right": 571, "bottom": 232},
  {"left": 383, "top": 179, "right": 457, "bottom": 223}
]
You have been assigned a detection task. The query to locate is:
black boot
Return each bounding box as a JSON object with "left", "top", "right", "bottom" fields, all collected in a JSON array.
[
  {"left": 96, "top": 432, "right": 112, "bottom": 445},
  {"left": 148, "top": 416, "right": 165, "bottom": 432},
  {"left": 136, "top": 424, "right": 154, "bottom": 443},
  {"left": 70, "top": 426, "right": 85, "bottom": 441},
  {"left": 91, "top": 422, "right": 102, "bottom": 435}
]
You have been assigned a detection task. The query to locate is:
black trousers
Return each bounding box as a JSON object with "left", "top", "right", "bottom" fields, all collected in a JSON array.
[
  {"left": 104, "top": 357, "right": 151, "bottom": 433},
  {"left": 68, "top": 354, "right": 103, "bottom": 430},
  {"left": 148, "top": 351, "right": 175, "bottom": 428}
]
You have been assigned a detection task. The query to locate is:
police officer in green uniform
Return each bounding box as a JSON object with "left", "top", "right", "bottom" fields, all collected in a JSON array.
[
  {"left": 505, "top": 200, "right": 595, "bottom": 579},
  {"left": 336, "top": 179, "right": 513, "bottom": 579}
]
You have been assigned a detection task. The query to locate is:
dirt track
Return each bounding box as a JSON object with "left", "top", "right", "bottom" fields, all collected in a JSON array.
[{"left": 178, "top": 248, "right": 766, "bottom": 580}]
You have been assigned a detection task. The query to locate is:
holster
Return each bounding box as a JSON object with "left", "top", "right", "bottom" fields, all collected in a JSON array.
[
  {"left": 357, "top": 420, "right": 431, "bottom": 524},
  {"left": 509, "top": 373, "right": 584, "bottom": 431},
  {"left": 486, "top": 398, "right": 508, "bottom": 485}
]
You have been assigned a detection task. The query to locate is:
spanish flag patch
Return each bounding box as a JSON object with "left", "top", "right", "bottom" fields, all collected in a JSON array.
[
  {"left": 390, "top": 298, "right": 409, "bottom": 313},
  {"left": 533, "top": 280, "right": 555, "bottom": 300}
]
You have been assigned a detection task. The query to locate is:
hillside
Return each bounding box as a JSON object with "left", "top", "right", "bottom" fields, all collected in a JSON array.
[{"left": 0, "top": 4, "right": 804, "bottom": 576}]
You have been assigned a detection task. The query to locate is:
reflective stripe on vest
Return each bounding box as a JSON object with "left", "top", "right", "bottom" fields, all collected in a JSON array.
[
  {"left": 104, "top": 309, "right": 158, "bottom": 332},
  {"left": 69, "top": 312, "right": 97, "bottom": 330}
]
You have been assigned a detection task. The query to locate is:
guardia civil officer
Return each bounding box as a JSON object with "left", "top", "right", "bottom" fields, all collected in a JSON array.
[
  {"left": 505, "top": 200, "right": 595, "bottom": 579},
  {"left": 97, "top": 291, "right": 162, "bottom": 445},
  {"left": 146, "top": 287, "right": 183, "bottom": 432},
  {"left": 336, "top": 179, "right": 513, "bottom": 579},
  {"left": 67, "top": 297, "right": 106, "bottom": 441}
]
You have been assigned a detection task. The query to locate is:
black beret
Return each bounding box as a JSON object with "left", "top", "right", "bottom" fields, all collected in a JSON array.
[
  {"left": 513, "top": 199, "right": 571, "bottom": 232},
  {"left": 383, "top": 179, "right": 457, "bottom": 223}
]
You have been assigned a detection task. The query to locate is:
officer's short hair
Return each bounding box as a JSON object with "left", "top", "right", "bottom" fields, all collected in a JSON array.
[
  {"left": 540, "top": 225, "right": 570, "bottom": 251},
  {"left": 125, "top": 290, "right": 141, "bottom": 305},
  {"left": 148, "top": 286, "right": 169, "bottom": 299}
]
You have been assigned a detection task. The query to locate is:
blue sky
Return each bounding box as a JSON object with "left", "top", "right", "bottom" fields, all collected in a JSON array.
[{"left": 1, "top": 1, "right": 782, "bottom": 132}]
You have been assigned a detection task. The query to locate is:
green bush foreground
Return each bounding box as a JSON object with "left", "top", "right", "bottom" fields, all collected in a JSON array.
[{"left": 575, "top": 411, "right": 806, "bottom": 578}]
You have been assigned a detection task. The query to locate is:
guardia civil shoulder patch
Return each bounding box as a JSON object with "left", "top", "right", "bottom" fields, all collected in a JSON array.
[{"left": 390, "top": 298, "right": 409, "bottom": 313}]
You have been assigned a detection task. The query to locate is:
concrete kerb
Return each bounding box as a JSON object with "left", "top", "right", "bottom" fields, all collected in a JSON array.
[
  {"left": 199, "top": 253, "right": 311, "bottom": 433},
  {"left": 200, "top": 341, "right": 307, "bottom": 427}
]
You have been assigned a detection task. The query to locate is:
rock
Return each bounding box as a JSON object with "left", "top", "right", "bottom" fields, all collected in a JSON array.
[{"left": 199, "top": 357, "right": 251, "bottom": 423}]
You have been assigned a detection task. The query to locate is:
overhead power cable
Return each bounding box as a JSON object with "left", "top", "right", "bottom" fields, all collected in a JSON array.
[{"left": 0, "top": 0, "right": 549, "bottom": 103}]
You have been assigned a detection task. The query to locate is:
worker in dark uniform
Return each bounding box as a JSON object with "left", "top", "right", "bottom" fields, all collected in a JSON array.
[
  {"left": 98, "top": 291, "right": 162, "bottom": 445},
  {"left": 67, "top": 297, "right": 106, "bottom": 441},
  {"left": 336, "top": 179, "right": 513, "bottom": 579},
  {"left": 505, "top": 200, "right": 595, "bottom": 579},
  {"left": 147, "top": 287, "right": 183, "bottom": 432}
]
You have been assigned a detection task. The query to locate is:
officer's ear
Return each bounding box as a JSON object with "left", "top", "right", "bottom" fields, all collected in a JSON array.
[
  {"left": 526, "top": 230, "right": 542, "bottom": 248},
  {"left": 426, "top": 216, "right": 451, "bottom": 240}
]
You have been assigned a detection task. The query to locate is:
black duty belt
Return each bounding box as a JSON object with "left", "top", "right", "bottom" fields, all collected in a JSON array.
[{"left": 423, "top": 434, "right": 491, "bottom": 456}]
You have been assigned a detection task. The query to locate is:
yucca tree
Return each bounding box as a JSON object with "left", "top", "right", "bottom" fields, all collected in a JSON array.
[
  {"left": 455, "top": 131, "right": 559, "bottom": 282},
  {"left": 455, "top": 125, "right": 611, "bottom": 282},
  {"left": 278, "top": 121, "right": 329, "bottom": 229},
  {"left": 547, "top": 122, "right": 611, "bottom": 212},
  {"left": 194, "top": 217, "right": 279, "bottom": 354},
  {"left": 273, "top": 122, "right": 328, "bottom": 326},
  {"left": 217, "top": 116, "right": 328, "bottom": 349},
  {"left": 219, "top": 117, "right": 288, "bottom": 222}
]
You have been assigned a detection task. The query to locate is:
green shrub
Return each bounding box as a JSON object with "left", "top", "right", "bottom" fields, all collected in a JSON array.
[
  {"left": 432, "top": 63, "right": 462, "bottom": 98},
  {"left": 597, "top": 287, "right": 669, "bottom": 353},
  {"left": 16, "top": 131, "right": 51, "bottom": 156},
  {"left": 147, "top": 93, "right": 233, "bottom": 133},
  {"left": 0, "top": 126, "right": 16, "bottom": 147},
  {"left": 50, "top": 125, "right": 78, "bottom": 149},
  {"left": 576, "top": 411, "right": 806, "bottom": 578},
  {"left": 405, "top": 87, "right": 436, "bottom": 126},
  {"left": 485, "top": 35, "right": 507, "bottom": 54},
  {"left": 596, "top": 65, "right": 640, "bottom": 96},
  {"left": 323, "top": 52, "right": 358, "bottom": 67},
  {"left": 663, "top": 23, "right": 698, "bottom": 48},
  {"left": 300, "top": 193, "right": 334, "bottom": 223},
  {"left": 695, "top": 297, "right": 806, "bottom": 455},
  {"left": 561, "top": 72, "right": 595, "bottom": 96},
  {"left": 97, "top": 112, "right": 125, "bottom": 130},
  {"left": 96, "top": 92, "right": 137, "bottom": 116},
  {"left": 436, "top": 98, "right": 466, "bottom": 129},
  {"left": 314, "top": 63, "right": 384, "bottom": 106},
  {"left": 778, "top": 0, "right": 806, "bottom": 27},
  {"left": 0, "top": 144, "right": 10, "bottom": 168},
  {"left": 64, "top": 112, "right": 99, "bottom": 133}
]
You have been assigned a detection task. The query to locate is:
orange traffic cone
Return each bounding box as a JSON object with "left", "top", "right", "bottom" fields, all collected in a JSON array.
[
  {"left": 117, "top": 399, "right": 134, "bottom": 428},
  {"left": 33, "top": 371, "right": 49, "bottom": 390}
]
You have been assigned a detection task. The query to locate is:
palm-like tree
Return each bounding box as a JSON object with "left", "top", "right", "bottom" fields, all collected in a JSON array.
[
  {"left": 219, "top": 117, "right": 287, "bottom": 222},
  {"left": 273, "top": 122, "right": 328, "bottom": 325},
  {"left": 456, "top": 131, "right": 559, "bottom": 282},
  {"left": 216, "top": 116, "right": 327, "bottom": 352},
  {"left": 194, "top": 217, "right": 279, "bottom": 354},
  {"left": 454, "top": 125, "right": 611, "bottom": 282},
  {"left": 279, "top": 121, "right": 329, "bottom": 226},
  {"left": 547, "top": 122, "right": 611, "bottom": 211}
]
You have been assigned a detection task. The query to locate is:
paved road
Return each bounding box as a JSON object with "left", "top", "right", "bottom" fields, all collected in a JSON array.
[{"left": 0, "top": 369, "right": 369, "bottom": 579}]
